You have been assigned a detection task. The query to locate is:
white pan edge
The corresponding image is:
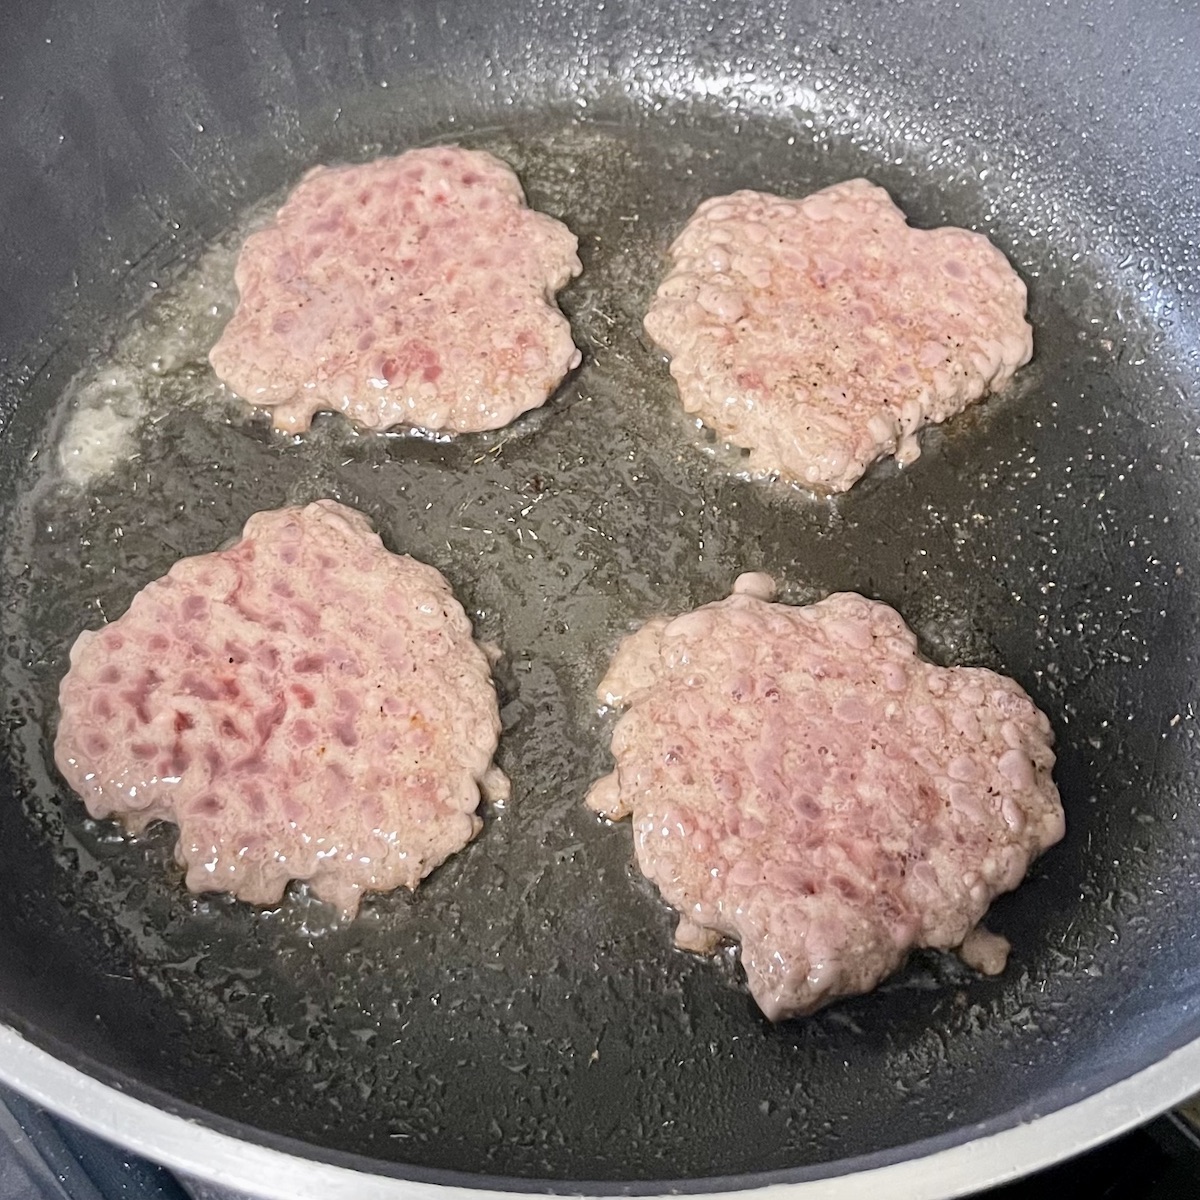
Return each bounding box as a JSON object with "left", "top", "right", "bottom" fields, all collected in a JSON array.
[{"left": 0, "top": 1023, "right": 1196, "bottom": 1200}]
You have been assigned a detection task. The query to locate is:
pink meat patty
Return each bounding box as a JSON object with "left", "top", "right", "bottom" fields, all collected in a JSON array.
[
  {"left": 587, "top": 575, "right": 1063, "bottom": 1020},
  {"left": 209, "top": 147, "right": 582, "bottom": 435},
  {"left": 643, "top": 179, "right": 1033, "bottom": 493},
  {"left": 54, "top": 500, "right": 509, "bottom": 915}
]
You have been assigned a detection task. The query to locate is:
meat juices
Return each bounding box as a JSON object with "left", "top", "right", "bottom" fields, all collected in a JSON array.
[
  {"left": 643, "top": 179, "right": 1033, "bottom": 493},
  {"left": 209, "top": 147, "right": 582, "bottom": 435},
  {"left": 54, "top": 501, "right": 509, "bottom": 915},
  {"left": 587, "top": 576, "right": 1064, "bottom": 1020}
]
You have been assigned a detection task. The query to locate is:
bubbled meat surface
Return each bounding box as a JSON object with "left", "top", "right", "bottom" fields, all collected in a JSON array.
[
  {"left": 643, "top": 179, "right": 1033, "bottom": 493},
  {"left": 587, "top": 579, "right": 1063, "bottom": 1020},
  {"left": 54, "top": 500, "right": 508, "bottom": 916},
  {"left": 209, "top": 147, "right": 582, "bottom": 435}
]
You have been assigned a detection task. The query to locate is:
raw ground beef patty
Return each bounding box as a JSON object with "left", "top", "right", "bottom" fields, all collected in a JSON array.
[
  {"left": 587, "top": 575, "right": 1064, "bottom": 1020},
  {"left": 643, "top": 179, "right": 1033, "bottom": 493},
  {"left": 209, "top": 146, "right": 582, "bottom": 435},
  {"left": 54, "top": 500, "right": 509, "bottom": 915}
]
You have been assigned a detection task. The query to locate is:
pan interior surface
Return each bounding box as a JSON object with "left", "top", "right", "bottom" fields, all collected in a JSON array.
[{"left": 1, "top": 0, "right": 1199, "bottom": 1189}]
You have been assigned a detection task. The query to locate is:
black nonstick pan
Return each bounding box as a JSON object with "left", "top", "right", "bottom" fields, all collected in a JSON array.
[{"left": 1, "top": 1, "right": 1199, "bottom": 1196}]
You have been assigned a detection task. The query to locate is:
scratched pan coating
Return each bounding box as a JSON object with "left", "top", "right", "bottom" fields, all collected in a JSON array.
[{"left": 0, "top": 0, "right": 1199, "bottom": 1189}]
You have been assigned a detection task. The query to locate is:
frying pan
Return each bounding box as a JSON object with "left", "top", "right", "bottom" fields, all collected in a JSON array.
[{"left": 1, "top": 0, "right": 1198, "bottom": 1196}]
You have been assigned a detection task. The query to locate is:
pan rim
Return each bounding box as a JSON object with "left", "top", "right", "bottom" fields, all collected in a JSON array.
[{"left": 0, "top": 1021, "right": 1196, "bottom": 1198}]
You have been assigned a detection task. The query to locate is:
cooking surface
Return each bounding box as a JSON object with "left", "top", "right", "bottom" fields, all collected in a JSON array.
[
  {"left": 0, "top": 0, "right": 1198, "bottom": 1188},
  {"left": 2, "top": 105, "right": 1197, "bottom": 1183},
  {"left": 4, "top": 1083, "right": 1200, "bottom": 1200}
]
